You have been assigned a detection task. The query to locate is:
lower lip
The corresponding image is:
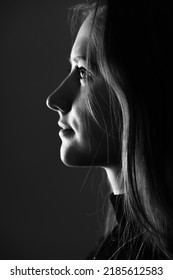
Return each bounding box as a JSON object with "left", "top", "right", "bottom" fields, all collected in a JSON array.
[{"left": 59, "top": 129, "right": 74, "bottom": 138}]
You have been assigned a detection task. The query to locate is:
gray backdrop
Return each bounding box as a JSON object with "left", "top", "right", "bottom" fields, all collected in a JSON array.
[{"left": 0, "top": 0, "right": 106, "bottom": 259}]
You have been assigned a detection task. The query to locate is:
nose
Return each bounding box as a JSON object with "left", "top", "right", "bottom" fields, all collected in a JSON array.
[{"left": 46, "top": 73, "right": 75, "bottom": 113}]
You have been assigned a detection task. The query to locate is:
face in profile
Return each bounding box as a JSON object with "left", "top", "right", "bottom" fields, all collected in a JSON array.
[{"left": 46, "top": 13, "right": 119, "bottom": 168}]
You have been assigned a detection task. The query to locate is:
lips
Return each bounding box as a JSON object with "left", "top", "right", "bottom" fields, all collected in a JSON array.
[
  {"left": 58, "top": 121, "right": 74, "bottom": 138},
  {"left": 59, "top": 128, "right": 74, "bottom": 138},
  {"left": 58, "top": 121, "right": 72, "bottom": 129}
]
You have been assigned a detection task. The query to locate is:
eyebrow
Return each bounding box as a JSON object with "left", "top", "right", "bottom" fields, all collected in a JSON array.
[
  {"left": 68, "top": 55, "right": 97, "bottom": 74},
  {"left": 69, "top": 56, "right": 86, "bottom": 64}
]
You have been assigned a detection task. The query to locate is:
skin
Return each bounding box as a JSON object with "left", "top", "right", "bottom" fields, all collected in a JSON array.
[{"left": 46, "top": 14, "right": 122, "bottom": 194}]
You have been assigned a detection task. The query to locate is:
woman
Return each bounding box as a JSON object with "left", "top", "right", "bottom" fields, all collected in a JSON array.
[{"left": 46, "top": 0, "right": 173, "bottom": 259}]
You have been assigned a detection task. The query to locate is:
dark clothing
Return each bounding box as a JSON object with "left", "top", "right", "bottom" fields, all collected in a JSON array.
[{"left": 87, "top": 194, "right": 168, "bottom": 260}]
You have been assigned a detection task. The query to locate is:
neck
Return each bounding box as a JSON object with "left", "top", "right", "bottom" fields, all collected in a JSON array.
[{"left": 103, "top": 167, "right": 124, "bottom": 195}]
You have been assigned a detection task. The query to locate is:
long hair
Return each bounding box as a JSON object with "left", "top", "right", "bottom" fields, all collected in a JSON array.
[{"left": 69, "top": 0, "right": 173, "bottom": 259}]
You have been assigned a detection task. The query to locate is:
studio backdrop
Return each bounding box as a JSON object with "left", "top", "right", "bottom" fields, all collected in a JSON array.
[{"left": 0, "top": 0, "right": 104, "bottom": 260}]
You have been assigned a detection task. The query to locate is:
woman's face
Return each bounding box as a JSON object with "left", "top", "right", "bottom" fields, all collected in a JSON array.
[{"left": 46, "top": 14, "right": 118, "bottom": 167}]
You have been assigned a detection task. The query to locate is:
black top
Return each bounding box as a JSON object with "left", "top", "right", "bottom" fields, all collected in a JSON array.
[{"left": 87, "top": 194, "right": 168, "bottom": 260}]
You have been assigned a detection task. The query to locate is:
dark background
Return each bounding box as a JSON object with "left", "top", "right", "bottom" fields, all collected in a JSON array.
[{"left": 0, "top": 0, "right": 106, "bottom": 259}]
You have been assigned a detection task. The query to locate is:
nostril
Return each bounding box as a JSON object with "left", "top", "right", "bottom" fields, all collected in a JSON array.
[
  {"left": 46, "top": 94, "right": 57, "bottom": 111},
  {"left": 46, "top": 96, "right": 51, "bottom": 109},
  {"left": 46, "top": 92, "right": 71, "bottom": 113},
  {"left": 46, "top": 74, "right": 73, "bottom": 113}
]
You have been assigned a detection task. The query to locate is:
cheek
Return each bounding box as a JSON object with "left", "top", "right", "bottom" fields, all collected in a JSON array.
[
  {"left": 79, "top": 94, "right": 119, "bottom": 165},
  {"left": 59, "top": 97, "right": 92, "bottom": 166},
  {"left": 60, "top": 82, "right": 121, "bottom": 167},
  {"left": 84, "top": 80, "right": 121, "bottom": 164},
  {"left": 87, "top": 80, "right": 113, "bottom": 133},
  {"left": 73, "top": 89, "right": 107, "bottom": 145}
]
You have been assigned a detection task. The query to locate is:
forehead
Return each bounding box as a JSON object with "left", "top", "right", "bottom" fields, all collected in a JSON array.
[{"left": 70, "top": 13, "right": 93, "bottom": 60}]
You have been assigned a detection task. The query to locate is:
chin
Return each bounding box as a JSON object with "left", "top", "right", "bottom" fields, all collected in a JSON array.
[
  {"left": 60, "top": 145, "right": 90, "bottom": 167},
  {"left": 59, "top": 135, "right": 119, "bottom": 167},
  {"left": 60, "top": 147, "right": 113, "bottom": 168}
]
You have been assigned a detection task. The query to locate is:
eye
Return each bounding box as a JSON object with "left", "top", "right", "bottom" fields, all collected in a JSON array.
[{"left": 76, "top": 66, "right": 91, "bottom": 80}]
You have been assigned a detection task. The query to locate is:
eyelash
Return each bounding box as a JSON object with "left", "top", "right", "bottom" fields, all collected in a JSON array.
[
  {"left": 75, "top": 66, "right": 89, "bottom": 80},
  {"left": 68, "top": 66, "right": 92, "bottom": 81}
]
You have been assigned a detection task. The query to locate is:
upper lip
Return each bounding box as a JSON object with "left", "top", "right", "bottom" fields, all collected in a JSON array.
[{"left": 58, "top": 121, "right": 72, "bottom": 130}]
